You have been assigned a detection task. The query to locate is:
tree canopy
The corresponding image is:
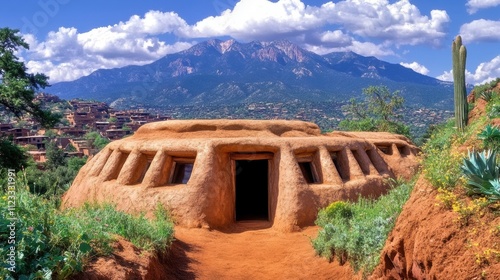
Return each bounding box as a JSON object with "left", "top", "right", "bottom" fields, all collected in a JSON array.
[
  {"left": 84, "top": 131, "right": 110, "bottom": 151},
  {"left": 339, "top": 85, "right": 410, "bottom": 137},
  {"left": 0, "top": 27, "right": 58, "bottom": 128}
]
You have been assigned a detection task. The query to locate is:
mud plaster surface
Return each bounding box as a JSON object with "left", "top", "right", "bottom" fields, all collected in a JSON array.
[{"left": 63, "top": 120, "right": 420, "bottom": 231}]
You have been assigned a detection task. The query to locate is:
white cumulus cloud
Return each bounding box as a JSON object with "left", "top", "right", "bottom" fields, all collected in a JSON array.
[
  {"left": 22, "top": 11, "right": 194, "bottom": 83},
  {"left": 21, "top": 1, "right": 452, "bottom": 83},
  {"left": 400, "top": 62, "right": 429, "bottom": 75},
  {"left": 178, "top": 0, "right": 450, "bottom": 63},
  {"left": 182, "top": 0, "right": 324, "bottom": 41},
  {"left": 437, "top": 56, "right": 500, "bottom": 85},
  {"left": 460, "top": 19, "right": 500, "bottom": 42},
  {"left": 182, "top": 0, "right": 449, "bottom": 48},
  {"left": 320, "top": 0, "right": 450, "bottom": 46},
  {"left": 466, "top": 0, "right": 500, "bottom": 14}
]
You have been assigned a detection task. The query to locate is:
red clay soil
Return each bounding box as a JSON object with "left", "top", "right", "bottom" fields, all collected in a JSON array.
[
  {"left": 371, "top": 173, "right": 500, "bottom": 280},
  {"left": 372, "top": 90, "right": 500, "bottom": 279},
  {"left": 74, "top": 223, "right": 359, "bottom": 280}
]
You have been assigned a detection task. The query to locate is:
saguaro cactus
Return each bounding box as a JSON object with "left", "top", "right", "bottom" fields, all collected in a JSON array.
[{"left": 452, "top": 35, "right": 468, "bottom": 131}]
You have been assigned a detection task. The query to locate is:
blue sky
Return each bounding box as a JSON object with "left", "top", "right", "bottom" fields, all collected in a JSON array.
[{"left": 1, "top": 0, "right": 499, "bottom": 85}]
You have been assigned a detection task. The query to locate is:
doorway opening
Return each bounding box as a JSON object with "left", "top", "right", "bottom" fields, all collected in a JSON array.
[{"left": 235, "top": 159, "right": 269, "bottom": 221}]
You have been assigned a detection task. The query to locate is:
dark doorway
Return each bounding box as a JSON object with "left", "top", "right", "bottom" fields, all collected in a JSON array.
[{"left": 235, "top": 159, "right": 269, "bottom": 221}]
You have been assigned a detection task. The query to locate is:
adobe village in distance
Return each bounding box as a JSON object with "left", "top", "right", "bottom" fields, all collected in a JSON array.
[{"left": 0, "top": 92, "right": 452, "bottom": 166}]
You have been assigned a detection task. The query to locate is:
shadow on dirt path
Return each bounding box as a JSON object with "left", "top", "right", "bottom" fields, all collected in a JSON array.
[{"left": 163, "top": 223, "right": 358, "bottom": 280}]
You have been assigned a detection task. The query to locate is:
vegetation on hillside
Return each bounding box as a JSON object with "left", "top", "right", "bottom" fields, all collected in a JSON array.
[
  {"left": 423, "top": 80, "right": 500, "bottom": 270},
  {"left": 473, "top": 78, "right": 500, "bottom": 103},
  {"left": 314, "top": 79, "right": 500, "bottom": 277},
  {"left": 422, "top": 79, "right": 500, "bottom": 191},
  {"left": 0, "top": 132, "right": 175, "bottom": 279},
  {"left": 0, "top": 174, "right": 174, "bottom": 279},
  {"left": 313, "top": 178, "right": 415, "bottom": 276}
]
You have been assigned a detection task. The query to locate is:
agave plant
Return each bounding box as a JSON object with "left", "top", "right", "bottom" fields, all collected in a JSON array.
[
  {"left": 461, "top": 149, "right": 500, "bottom": 200},
  {"left": 479, "top": 90, "right": 493, "bottom": 102},
  {"left": 488, "top": 104, "right": 500, "bottom": 119},
  {"left": 478, "top": 125, "right": 500, "bottom": 151}
]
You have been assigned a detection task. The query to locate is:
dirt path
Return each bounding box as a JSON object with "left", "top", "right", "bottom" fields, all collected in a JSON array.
[
  {"left": 76, "top": 222, "right": 359, "bottom": 279},
  {"left": 163, "top": 222, "right": 358, "bottom": 280}
]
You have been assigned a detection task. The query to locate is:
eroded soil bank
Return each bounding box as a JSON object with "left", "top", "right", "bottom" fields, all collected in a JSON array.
[{"left": 371, "top": 177, "right": 500, "bottom": 280}]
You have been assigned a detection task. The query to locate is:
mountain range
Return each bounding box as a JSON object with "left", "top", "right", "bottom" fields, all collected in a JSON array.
[{"left": 48, "top": 39, "right": 455, "bottom": 109}]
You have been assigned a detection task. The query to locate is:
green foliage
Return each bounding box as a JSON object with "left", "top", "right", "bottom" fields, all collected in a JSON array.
[
  {"left": 65, "top": 143, "right": 77, "bottom": 152},
  {"left": 316, "top": 201, "right": 353, "bottom": 228},
  {"left": 23, "top": 156, "right": 86, "bottom": 196},
  {"left": 22, "top": 152, "right": 85, "bottom": 196},
  {"left": 45, "top": 140, "right": 67, "bottom": 170},
  {"left": 452, "top": 35, "right": 468, "bottom": 131},
  {"left": 421, "top": 117, "right": 487, "bottom": 189},
  {"left": 488, "top": 103, "right": 500, "bottom": 119},
  {"left": 339, "top": 85, "right": 410, "bottom": 138},
  {"left": 474, "top": 78, "right": 500, "bottom": 101},
  {"left": 0, "top": 179, "right": 174, "bottom": 280},
  {"left": 0, "top": 137, "right": 28, "bottom": 171},
  {"left": 58, "top": 118, "right": 70, "bottom": 127},
  {"left": 485, "top": 87, "right": 500, "bottom": 119},
  {"left": 421, "top": 120, "right": 463, "bottom": 188},
  {"left": 478, "top": 125, "right": 500, "bottom": 151},
  {"left": 0, "top": 28, "right": 59, "bottom": 128},
  {"left": 67, "top": 156, "right": 87, "bottom": 172},
  {"left": 461, "top": 150, "right": 500, "bottom": 201},
  {"left": 44, "top": 129, "right": 58, "bottom": 138},
  {"left": 313, "top": 178, "right": 414, "bottom": 275},
  {"left": 84, "top": 131, "right": 110, "bottom": 151},
  {"left": 479, "top": 90, "right": 493, "bottom": 102},
  {"left": 75, "top": 203, "right": 175, "bottom": 252}
]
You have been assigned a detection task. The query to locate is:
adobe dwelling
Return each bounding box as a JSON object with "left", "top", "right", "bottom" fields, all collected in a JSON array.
[{"left": 62, "top": 120, "right": 419, "bottom": 231}]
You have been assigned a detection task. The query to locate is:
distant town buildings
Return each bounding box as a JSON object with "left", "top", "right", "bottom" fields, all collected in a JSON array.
[
  {"left": 1, "top": 92, "right": 452, "bottom": 166},
  {"left": 1, "top": 93, "right": 171, "bottom": 166}
]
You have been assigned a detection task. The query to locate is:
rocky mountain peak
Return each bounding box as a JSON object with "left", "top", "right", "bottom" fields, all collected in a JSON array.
[
  {"left": 48, "top": 39, "right": 453, "bottom": 110},
  {"left": 248, "top": 39, "right": 310, "bottom": 64},
  {"left": 269, "top": 40, "right": 308, "bottom": 62}
]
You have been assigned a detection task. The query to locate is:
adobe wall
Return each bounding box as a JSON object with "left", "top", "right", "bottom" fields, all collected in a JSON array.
[{"left": 62, "top": 120, "right": 420, "bottom": 232}]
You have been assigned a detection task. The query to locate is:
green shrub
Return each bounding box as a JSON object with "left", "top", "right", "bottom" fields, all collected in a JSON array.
[
  {"left": 421, "top": 117, "right": 488, "bottom": 189},
  {"left": 461, "top": 150, "right": 500, "bottom": 201},
  {"left": 474, "top": 78, "right": 500, "bottom": 101},
  {"left": 74, "top": 203, "right": 174, "bottom": 252},
  {"left": 0, "top": 138, "right": 28, "bottom": 171},
  {"left": 421, "top": 120, "right": 463, "bottom": 189},
  {"left": 316, "top": 201, "right": 353, "bottom": 228},
  {"left": 486, "top": 89, "right": 500, "bottom": 119},
  {"left": 0, "top": 178, "right": 174, "bottom": 280},
  {"left": 478, "top": 125, "right": 500, "bottom": 151},
  {"left": 313, "top": 178, "right": 414, "bottom": 276}
]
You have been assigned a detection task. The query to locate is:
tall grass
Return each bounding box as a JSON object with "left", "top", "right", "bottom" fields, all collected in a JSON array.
[{"left": 0, "top": 174, "right": 174, "bottom": 280}]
